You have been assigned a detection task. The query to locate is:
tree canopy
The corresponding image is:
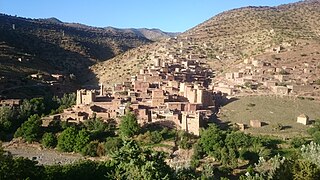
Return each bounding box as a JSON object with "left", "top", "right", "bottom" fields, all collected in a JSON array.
[
  {"left": 118, "top": 112, "right": 140, "bottom": 138},
  {"left": 14, "top": 114, "right": 42, "bottom": 143}
]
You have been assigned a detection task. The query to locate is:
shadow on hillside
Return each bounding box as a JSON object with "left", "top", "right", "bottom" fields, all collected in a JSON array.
[
  {"left": 221, "top": 97, "right": 239, "bottom": 106},
  {"left": 0, "top": 28, "right": 100, "bottom": 97},
  {"left": 214, "top": 93, "right": 239, "bottom": 108},
  {"left": 208, "top": 114, "right": 232, "bottom": 130}
]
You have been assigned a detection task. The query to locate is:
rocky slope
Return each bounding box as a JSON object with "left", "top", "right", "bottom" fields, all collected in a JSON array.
[{"left": 93, "top": 0, "right": 320, "bottom": 86}]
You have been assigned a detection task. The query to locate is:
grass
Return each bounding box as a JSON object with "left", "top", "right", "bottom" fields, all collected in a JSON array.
[{"left": 219, "top": 96, "right": 320, "bottom": 138}]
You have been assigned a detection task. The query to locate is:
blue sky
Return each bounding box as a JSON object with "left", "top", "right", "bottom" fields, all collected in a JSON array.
[{"left": 0, "top": 0, "right": 299, "bottom": 32}]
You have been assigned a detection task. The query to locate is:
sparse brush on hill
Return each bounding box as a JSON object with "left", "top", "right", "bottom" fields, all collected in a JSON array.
[
  {"left": 0, "top": 13, "right": 151, "bottom": 97},
  {"left": 93, "top": 0, "right": 320, "bottom": 86}
]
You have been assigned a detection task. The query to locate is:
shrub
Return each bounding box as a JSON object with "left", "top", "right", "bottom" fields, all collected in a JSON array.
[
  {"left": 247, "top": 103, "right": 256, "bottom": 107},
  {"left": 57, "top": 127, "right": 77, "bottom": 152},
  {"left": 14, "top": 114, "right": 42, "bottom": 143},
  {"left": 150, "top": 131, "right": 163, "bottom": 144},
  {"left": 74, "top": 129, "right": 91, "bottom": 154},
  {"left": 177, "top": 131, "right": 192, "bottom": 149},
  {"left": 290, "top": 137, "right": 307, "bottom": 148},
  {"left": 82, "top": 141, "right": 99, "bottom": 157},
  {"left": 104, "top": 137, "right": 122, "bottom": 155},
  {"left": 41, "top": 132, "right": 57, "bottom": 148}
]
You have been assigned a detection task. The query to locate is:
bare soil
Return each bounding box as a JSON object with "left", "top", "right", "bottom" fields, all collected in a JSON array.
[{"left": 3, "top": 139, "right": 85, "bottom": 165}]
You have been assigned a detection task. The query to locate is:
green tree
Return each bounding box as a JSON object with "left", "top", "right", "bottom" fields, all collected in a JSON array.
[
  {"left": 19, "top": 98, "right": 45, "bottom": 120},
  {"left": 225, "top": 131, "right": 252, "bottom": 150},
  {"left": 290, "top": 137, "right": 307, "bottom": 148},
  {"left": 51, "top": 93, "right": 76, "bottom": 114},
  {"left": 82, "top": 140, "right": 99, "bottom": 157},
  {"left": 307, "top": 120, "right": 320, "bottom": 135},
  {"left": 57, "top": 127, "right": 77, "bottom": 152},
  {"left": 14, "top": 114, "right": 42, "bottom": 142},
  {"left": 176, "top": 130, "right": 193, "bottom": 149},
  {"left": 312, "top": 131, "right": 320, "bottom": 144},
  {"left": 74, "top": 129, "right": 90, "bottom": 154},
  {"left": 109, "top": 140, "right": 173, "bottom": 179},
  {"left": 175, "top": 167, "right": 198, "bottom": 180},
  {"left": 104, "top": 137, "right": 122, "bottom": 155},
  {"left": 119, "top": 112, "right": 140, "bottom": 138},
  {"left": 44, "top": 160, "right": 108, "bottom": 180},
  {"left": 150, "top": 131, "right": 163, "bottom": 144},
  {"left": 0, "top": 106, "right": 16, "bottom": 132},
  {"left": 200, "top": 124, "right": 225, "bottom": 159},
  {"left": 41, "top": 132, "right": 57, "bottom": 148}
]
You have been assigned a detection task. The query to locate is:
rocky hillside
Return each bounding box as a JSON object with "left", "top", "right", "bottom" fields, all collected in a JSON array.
[
  {"left": 181, "top": 0, "right": 320, "bottom": 60},
  {"left": 0, "top": 14, "right": 152, "bottom": 97},
  {"left": 93, "top": 0, "right": 320, "bottom": 86}
]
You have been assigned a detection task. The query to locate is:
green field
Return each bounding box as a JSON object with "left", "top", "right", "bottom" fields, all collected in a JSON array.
[{"left": 218, "top": 96, "right": 320, "bottom": 138}]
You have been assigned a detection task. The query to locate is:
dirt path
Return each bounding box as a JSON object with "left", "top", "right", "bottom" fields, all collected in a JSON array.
[{"left": 3, "top": 141, "right": 85, "bottom": 165}]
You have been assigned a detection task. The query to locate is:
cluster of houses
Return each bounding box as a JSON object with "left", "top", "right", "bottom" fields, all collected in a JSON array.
[
  {"left": 39, "top": 38, "right": 317, "bottom": 135},
  {"left": 213, "top": 56, "right": 320, "bottom": 97},
  {"left": 44, "top": 55, "right": 222, "bottom": 135},
  {"left": 1, "top": 37, "right": 316, "bottom": 135}
]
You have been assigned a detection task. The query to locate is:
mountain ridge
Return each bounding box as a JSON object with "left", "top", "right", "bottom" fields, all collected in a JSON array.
[{"left": 38, "top": 17, "right": 180, "bottom": 41}]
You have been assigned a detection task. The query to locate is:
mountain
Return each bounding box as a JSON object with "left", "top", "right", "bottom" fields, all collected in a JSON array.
[
  {"left": 128, "top": 28, "right": 180, "bottom": 41},
  {"left": 92, "top": 0, "right": 320, "bottom": 86},
  {"left": 0, "top": 14, "right": 152, "bottom": 98},
  {"left": 181, "top": 0, "right": 320, "bottom": 61},
  {"left": 102, "top": 27, "right": 179, "bottom": 41}
]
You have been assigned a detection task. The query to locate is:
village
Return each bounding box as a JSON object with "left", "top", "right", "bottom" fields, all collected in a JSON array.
[
  {"left": 1, "top": 37, "right": 317, "bottom": 135},
  {"left": 44, "top": 53, "right": 218, "bottom": 136},
  {"left": 36, "top": 37, "right": 319, "bottom": 135}
]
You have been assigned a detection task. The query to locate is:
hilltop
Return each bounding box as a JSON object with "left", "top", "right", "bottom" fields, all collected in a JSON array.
[
  {"left": 104, "top": 27, "right": 179, "bottom": 41},
  {"left": 93, "top": 0, "right": 320, "bottom": 87}
]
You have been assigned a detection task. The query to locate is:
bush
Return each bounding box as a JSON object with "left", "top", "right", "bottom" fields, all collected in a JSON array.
[
  {"left": 150, "top": 131, "right": 163, "bottom": 144},
  {"left": 57, "top": 127, "right": 77, "bottom": 152},
  {"left": 247, "top": 103, "right": 256, "bottom": 107},
  {"left": 14, "top": 114, "right": 42, "bottom": 143},
  {"left": 272, "top": 123, "right": 283, "bottom": 131},
  {"left": 82, "top": 141, "right": 99, "bottom": 157},
  {"left": 74, "top": 129, "right": 90, "bottom": 154},
  {"left": 177, "top": 131, "right": 192, "bottom": 149},
  {"left": 290, "top": 137, "right": 307, "bottom": 148},
  {"left": 312, "top": 131, "right": 320, "bottom": 144},
  {"left": 41, "top": 132, "right": 57, "bottom": 148},
  {"left": 104, "top": 137, "right": 122, "bottom": 155}
]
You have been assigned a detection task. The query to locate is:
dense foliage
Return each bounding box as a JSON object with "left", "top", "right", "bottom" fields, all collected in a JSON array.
[
  {"left": 2, "top": 92, "right": 320, "bottom": 179},
  {"left": 109, "top": 140, "right": 173, "bottom": 179},
  {"left": 14, "top": 114, "right": 42, "bottom": 143},
  {"left": 0, "top": 140, "right": 172, "bottom": 180},
  {"left": 118, "top": 112, "right": 140, "bottom": 138},
  {"left": 308, "top": 120, "right": 320, "bottom": 144},
  {"left": 0, "top": 94, "right": 75, "bottom": 141},
  {"left": 41, "top": 132, "right": 57, "bottom": 148}
]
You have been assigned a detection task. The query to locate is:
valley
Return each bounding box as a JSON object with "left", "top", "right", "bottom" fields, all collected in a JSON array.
[{"left": 1, "top": 0, "right": 320, "bottom": 179}]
